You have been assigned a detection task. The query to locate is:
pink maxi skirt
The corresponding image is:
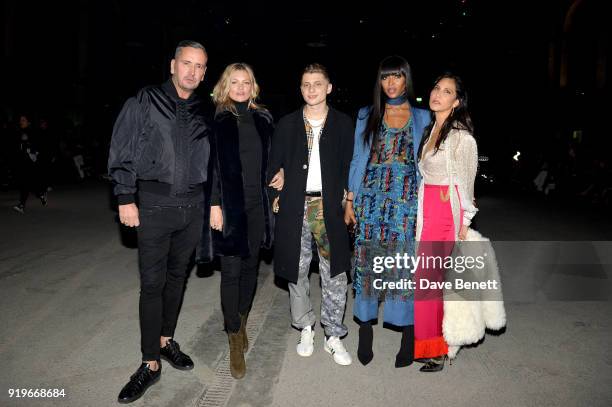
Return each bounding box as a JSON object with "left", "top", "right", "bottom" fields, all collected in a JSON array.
[{"left": 414, "top": 184, "right": 462, "bottom": 359}]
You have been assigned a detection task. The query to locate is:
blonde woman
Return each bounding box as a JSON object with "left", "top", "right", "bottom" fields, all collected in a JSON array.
[{"left": 206, "top": 63, "right": 279, "bottom": 379}]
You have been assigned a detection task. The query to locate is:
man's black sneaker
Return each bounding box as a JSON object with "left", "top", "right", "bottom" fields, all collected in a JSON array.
[
  {"left": 160, "top": 339, "right": 194, "bottom": 370},
  {"left": 117, "top": 362, "right": 161, "bottom": 404}
]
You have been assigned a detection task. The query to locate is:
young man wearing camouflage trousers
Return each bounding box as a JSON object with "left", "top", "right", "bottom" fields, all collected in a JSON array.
[{"left": 268, "top": 64, "right": 354, "bottom": 365}]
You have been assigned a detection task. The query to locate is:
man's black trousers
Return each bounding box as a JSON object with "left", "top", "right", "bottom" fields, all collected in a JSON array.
[{"left": 136, "top": 204, "right": 203, "bottom": 361}]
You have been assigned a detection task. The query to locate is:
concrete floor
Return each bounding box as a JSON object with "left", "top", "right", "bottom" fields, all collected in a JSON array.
[{"left": 0, "top": 181, "right": 611, "bottom": 407}]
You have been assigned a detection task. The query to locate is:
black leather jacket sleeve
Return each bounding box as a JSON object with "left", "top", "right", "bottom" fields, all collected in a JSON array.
[{"left": 108, "top": 97, "right": 143, "bottom": 205}]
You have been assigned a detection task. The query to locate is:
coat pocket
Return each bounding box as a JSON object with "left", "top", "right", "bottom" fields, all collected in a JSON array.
[{"left": 137, "top": 136, "right": 163, "bottom": 175}]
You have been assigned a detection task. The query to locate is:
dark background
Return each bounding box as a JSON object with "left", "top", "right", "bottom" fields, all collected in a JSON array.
[{"left": 1, "top": 0, "right": 609, "bottom": 195}]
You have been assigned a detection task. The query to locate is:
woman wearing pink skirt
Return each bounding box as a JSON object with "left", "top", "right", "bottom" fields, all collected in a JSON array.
[{"left": 414, "top": 73, "right": 478, "bottom": 372}]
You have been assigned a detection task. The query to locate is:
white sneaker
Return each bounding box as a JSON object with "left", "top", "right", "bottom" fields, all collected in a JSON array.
[
  {"left": 296, "top": 326, "right": 315, "bottom": 357},
  {"left": 324, "top": 336, "right": 352, "bottom": 366}
]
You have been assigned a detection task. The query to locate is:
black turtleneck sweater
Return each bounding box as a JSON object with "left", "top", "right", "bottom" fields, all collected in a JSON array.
[
  {"left": 211, "top": 102, "right": 262, "bottom": 206},
  {"left": 235, "top": 102, "right": 262, "bottom": 204}
]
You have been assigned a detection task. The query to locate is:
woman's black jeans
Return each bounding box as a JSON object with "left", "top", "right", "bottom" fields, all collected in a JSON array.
[{"left": 219, "top": 203, "right": 264, "bottom": 333}]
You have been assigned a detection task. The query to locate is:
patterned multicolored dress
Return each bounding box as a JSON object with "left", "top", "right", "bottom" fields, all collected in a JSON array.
[{"left": 353, "top": 119, "right": 418, "bottom": 326}]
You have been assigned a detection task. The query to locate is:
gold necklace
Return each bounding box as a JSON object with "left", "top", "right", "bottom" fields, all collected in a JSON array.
[{"left": 305, "top": 106, "right": 329, "bottom": 122}]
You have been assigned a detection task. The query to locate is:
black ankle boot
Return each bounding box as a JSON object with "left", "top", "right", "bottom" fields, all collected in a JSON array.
[
  {"left": 395, "top": 325, "right": 414, "bottom": 368},
  {"left": 357, "top": 322, "right": 374, "bottom": 366}
]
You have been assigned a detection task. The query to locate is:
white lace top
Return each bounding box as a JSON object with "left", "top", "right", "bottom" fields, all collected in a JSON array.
[{"left": 416, "top": 126, "right": 479, "bottom": 240}]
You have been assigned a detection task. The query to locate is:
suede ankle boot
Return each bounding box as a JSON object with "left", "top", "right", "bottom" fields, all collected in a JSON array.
[
  {"left": 239, "top": 312, "right": 249, "bottom": 352},
  {"left": 228, "top": 332, "right": 246, "bottom": 379}
]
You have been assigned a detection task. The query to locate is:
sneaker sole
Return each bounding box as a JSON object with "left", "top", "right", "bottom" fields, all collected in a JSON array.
[
  {"left": 296, "top": 347, "right": 314, "bottom": 357},
  {"left": 117, "top": 373, "right": 160, "bottom": 404},
  {"left": 324, "top": 344, "right": 352, "bottom": 366}
]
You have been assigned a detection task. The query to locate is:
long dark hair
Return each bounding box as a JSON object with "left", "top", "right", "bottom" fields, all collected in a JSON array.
[
  {"left": 418, "top": 73, "right": 474, "bottom": 159},
  {"left": 362, "top": 55, "right": 415, "bottom": 146}
]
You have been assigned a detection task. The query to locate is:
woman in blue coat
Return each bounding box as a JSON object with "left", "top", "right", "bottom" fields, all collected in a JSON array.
[{"left": 344, "top": 56, "right": 430, "bottom": 367}]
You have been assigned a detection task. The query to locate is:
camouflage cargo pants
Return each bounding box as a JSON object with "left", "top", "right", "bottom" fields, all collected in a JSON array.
[{"left": 289, "top": 198, "right": 348, "bottom": 337}]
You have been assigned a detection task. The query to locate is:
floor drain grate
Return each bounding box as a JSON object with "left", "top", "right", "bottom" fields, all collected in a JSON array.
[{"left": 195, "top": 268, "right": 278, "bottom": 407}]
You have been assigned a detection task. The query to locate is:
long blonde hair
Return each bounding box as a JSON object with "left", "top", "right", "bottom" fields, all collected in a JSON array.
[{"left": 212, "top": 63, "right": 263, "bottom": 115}]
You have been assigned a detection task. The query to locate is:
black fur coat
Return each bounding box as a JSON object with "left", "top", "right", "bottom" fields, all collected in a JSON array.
[{"left": 197, "top": 108, "right": 274, "bottom": 263}]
